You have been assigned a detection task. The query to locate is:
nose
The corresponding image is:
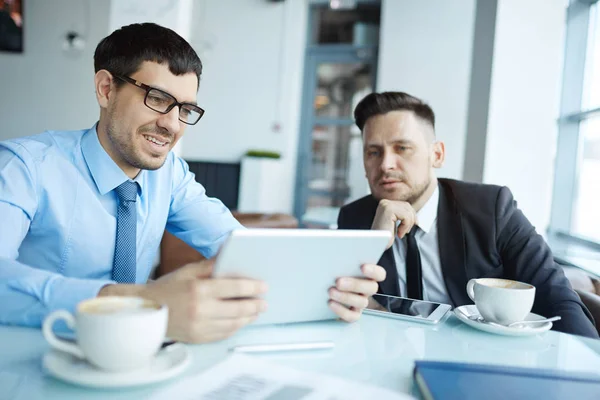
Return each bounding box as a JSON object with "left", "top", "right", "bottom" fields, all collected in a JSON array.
[
  {"left": 156, "top": 106, "right": 181, "bottom": 135},
  {"left": 380, "top": 150, "right": 397, "bottom": 172}
]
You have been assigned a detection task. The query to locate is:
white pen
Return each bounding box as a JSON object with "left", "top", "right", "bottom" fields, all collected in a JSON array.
[{"left": 230, "top": 341, "right": 335, "bottom": 353}]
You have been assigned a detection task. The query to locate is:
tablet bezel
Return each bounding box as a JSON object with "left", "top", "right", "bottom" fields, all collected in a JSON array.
[{"left": 213, "top": 228, "right": 392, "bottom": 325}]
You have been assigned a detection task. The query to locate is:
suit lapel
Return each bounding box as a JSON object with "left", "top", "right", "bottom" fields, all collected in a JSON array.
[{"left": 437, "top": 180, "right": 470, "bottom": 306}]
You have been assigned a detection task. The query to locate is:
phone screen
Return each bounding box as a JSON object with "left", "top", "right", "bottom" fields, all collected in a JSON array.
[{"left": 369, "top": 294, "right": 440, "bottom": 318}]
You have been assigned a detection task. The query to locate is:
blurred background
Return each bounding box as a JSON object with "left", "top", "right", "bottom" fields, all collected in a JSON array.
[{"left": 0, "top": 0, "right": 598, "bottom": 266}]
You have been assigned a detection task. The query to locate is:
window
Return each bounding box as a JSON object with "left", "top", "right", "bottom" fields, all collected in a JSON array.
[
  {"left": 310, "top": 3, "right": 380, "bottom": 45},
  {"left": 294, "top": 1, "right": 381, "bottom": 225},
  {"left": 572, "top": 118, "right": 600, "bottom": 240},
  {"left": 582, "top": 3, "right": 600, "bottom": 110},
  {"left": 551, "top": 0, "right": 600, "bottom": 244}
]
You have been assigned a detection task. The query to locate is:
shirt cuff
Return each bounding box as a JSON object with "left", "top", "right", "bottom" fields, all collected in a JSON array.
[{"left": 44, "top": 275, "right": 116, "bottom": 312}]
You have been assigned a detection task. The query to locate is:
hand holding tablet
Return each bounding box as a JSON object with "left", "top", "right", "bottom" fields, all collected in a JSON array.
[{"left": 214, "top": 229, "right": 391, "bottom": 326}]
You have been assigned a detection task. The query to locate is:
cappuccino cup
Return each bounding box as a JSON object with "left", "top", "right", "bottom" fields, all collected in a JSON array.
[
  {"left": 42, "top": 296, "right": 168, "bottom": 372},
  {"left": 466, "top": 278, "right": 535, "bottom": 326}
]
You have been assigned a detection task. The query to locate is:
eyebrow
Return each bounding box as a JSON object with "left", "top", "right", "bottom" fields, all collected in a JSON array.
[{"left": 364, "top": 139, "right": 415, "bottom": 148}]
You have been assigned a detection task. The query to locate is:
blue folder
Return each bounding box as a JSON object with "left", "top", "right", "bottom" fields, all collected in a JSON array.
[{"left": 413, "top": 360, "right": 600, "bottom": 400}]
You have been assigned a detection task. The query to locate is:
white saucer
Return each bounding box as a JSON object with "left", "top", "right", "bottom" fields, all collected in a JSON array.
[
  {"left": 454, "top": 305, "right": 553, "bottom": 336},
  {"left": 43, "top": 343, "right": 190, "bottom": 388}
]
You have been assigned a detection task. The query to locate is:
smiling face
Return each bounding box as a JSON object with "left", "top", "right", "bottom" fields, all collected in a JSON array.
[
  {"left": 95, "top": 61, "right": 199, "bottom": 178},
  {"left": 363, "top": 110, "right": 445, "bottom": 209}
]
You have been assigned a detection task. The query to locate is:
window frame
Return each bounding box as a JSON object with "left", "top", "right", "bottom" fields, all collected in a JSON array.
[{"left": 550, "top": 0, "right": 600, "bottom": 246}]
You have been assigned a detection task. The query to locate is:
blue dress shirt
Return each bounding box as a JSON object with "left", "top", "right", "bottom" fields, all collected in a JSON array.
[{"left": 0, "top": 125, "right": 242, "bottom": 327}]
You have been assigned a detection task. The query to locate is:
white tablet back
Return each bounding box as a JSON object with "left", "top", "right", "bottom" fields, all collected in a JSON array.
[{"left": 214, "top": 229, "right": 391, "bottom": 325}]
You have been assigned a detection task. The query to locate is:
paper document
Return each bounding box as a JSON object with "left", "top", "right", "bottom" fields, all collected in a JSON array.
[{"left": 148, "top": 353, "right": 414, "bottom": 400}]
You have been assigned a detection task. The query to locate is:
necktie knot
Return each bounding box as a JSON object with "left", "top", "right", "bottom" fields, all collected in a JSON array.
[{"left": 115, "top": 181, "right": 138, "bottom": 202}]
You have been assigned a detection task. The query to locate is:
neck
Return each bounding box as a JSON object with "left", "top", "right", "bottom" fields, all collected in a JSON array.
[
  {"left": 411, "top": 177, "right": 438, "bottom": 213},
  {"left": 96, "top": 119, "right": 140, "bottom": 179}
]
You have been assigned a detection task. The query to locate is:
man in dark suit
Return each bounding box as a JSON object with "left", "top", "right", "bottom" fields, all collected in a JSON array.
[{"left": 338, "top": 91, "right": 598, "bottom": 338}]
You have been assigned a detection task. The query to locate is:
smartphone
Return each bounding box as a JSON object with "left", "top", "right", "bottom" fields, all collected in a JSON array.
[{"left": 364, "top": 293, "right": 452, "bottom": 324}]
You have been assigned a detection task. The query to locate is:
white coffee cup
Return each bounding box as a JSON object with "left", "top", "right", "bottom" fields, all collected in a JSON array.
[
  {"left": 466, "top": 278, "right": 535, "bottom": 325},
  {"left": 42, "top": 296, "right": 168, "bottom": 372}
]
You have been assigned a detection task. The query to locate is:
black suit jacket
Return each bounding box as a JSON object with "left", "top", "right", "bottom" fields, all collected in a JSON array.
[{"left": 338, "top": 178, "right": 598, "bottom": 338}]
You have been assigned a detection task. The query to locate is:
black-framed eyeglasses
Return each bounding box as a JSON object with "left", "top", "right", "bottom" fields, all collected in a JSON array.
[{"left": 113, "top": 74, "right": 205, "bottom": 125}]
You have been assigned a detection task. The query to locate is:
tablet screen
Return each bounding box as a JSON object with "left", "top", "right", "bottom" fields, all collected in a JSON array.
[{"left": 370, "top": 294, "right": 440, "bottom": 318}]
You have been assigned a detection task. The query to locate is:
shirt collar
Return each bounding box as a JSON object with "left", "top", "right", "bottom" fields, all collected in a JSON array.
[
  {"left": 416, "top": 185, "right": 439, "bottom": 234},
  {"left": 81, "top": 124, "right": 145, "bottom": 196}
]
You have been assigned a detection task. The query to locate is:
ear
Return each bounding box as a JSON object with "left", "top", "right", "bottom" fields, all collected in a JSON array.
[
  {"left": 94, "top": 70, "right": 115, "bottom": 109},
  {"left": 431, "top": 141, "right": 445, "bottom": 169}
]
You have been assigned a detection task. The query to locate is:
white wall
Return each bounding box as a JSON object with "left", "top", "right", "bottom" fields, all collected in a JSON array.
[
  {"left": 0, "top": 0, "right": 567, "bottom": 227},
  {"left": 0, "top": 0, "right": 307, "bottom": 214},
  {"left": 109, "top": 0, "right": 192, "bottom": 40},
  {"left": 377, "top": 0, "right": 477, "bottom": 180},
  {"left": 182, "top": 0, "right": 308, "bottom": 213},
  {"left": 483, "top": 0, "right": 566, "bottom": 233},
  {"left": 0, "top": 0, "right": 110, "bottom": 141}
]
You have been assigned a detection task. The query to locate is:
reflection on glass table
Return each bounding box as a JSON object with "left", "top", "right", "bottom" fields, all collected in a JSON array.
[{"left": 3, "top": 313, "right": 600, "bottom": 399}]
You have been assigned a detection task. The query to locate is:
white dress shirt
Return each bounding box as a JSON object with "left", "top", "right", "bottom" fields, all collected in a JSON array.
[{"left": 392, "top": 187, "right": 451, "bottom": 304}]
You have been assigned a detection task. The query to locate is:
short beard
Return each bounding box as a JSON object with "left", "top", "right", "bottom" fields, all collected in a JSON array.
[
  {"left": 105, "top": 108, "right": 168, "bottom": 172},
  {"left": 373, "top": 175, "right": 432, "bottom": 206},
  {"left": 404, "top": 177, "right": 432, "bottom": 205}
]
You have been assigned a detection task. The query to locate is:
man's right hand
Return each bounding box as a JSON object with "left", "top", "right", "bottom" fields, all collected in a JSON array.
[
  {"left": 371, "top": 199, "right": 417, "bottom": 249},
  {"left": 98, "top": 260, "right": 268, "bottom": 344}
]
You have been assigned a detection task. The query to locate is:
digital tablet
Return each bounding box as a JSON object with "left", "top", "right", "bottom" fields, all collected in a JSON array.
[
  {"left": 363, "top": 293, "right": 452, "bottom": 324},
  {"left": 213, "top": 228, "right": 392, "bottom": 325}
]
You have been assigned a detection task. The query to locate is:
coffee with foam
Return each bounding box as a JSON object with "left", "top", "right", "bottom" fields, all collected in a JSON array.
[
  {"left": 43, "top": 296, "right": 168, "bottom": 372},
  {"left": 79, "top": 297, "right": 160, "bottom": 314},
  {"left": 467, "top": 278, "right": 536, "bottom": 325},
  {"left": 477, "top": 278, "right": 533, "bottom": 290}
]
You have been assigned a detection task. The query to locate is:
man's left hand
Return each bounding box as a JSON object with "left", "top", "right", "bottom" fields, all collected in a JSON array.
[{"left": 328, "top": 264, "right": 386, "bottom": 322}]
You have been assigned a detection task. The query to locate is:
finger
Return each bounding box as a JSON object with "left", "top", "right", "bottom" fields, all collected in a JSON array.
[
  {"left": 361, "top": 264, "right": 386, "bottom": 282},
  {"left": 396, "top": 219, "right": 414, "bottom": 238},
  {"left": 329, "top": 300, "right": 361, "bottom": 323},
  {"left": 372, "top": 200, "right": 399, "bottom": 230},
  {"left": 197, "top": 298, "right": 268, "bottom": 319},
  {"left": 336, "top": 277, "right": 379, "bottom": 296},
  {"left": 196, "top": 278, "right": 268, "bottom": 299},
  {"left": 329, "top": 288, "right": 369, "bottom": 310},
  {"left": 367, "top": 296, "right": 387, "bottom": 311}
]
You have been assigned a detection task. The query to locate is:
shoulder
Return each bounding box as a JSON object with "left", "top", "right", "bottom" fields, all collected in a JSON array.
[
  {"left": 439, "top": 178, "right": 516, "bottom": 219},
  {"left": 340, "top": 194, "right": 378, "bottom": 215},
  {"left": 0, "top": 130, "right": 85, "bottom": 166},
  {"left": 338, "top": 195, "right": 378, "bottom": 229},
  {"left": 164, "top": 152, "right": 192, "bottom": 182}
]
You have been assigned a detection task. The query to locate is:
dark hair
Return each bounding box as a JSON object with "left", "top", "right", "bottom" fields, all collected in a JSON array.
[
  {"left": 354, "top": 91, "right": 435, "bottom": 132},
  {"left": 94, "top": 23, "right": 203, "bottom": 88}
]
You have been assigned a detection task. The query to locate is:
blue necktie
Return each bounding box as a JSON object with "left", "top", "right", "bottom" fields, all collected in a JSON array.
[{"left": 112, "top": 181, "right": 138, "bottom": 283}]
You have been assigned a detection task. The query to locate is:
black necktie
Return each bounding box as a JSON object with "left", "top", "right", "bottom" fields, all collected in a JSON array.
[{"left": 406, "top": 228, "right": 423, "bottom": 299}]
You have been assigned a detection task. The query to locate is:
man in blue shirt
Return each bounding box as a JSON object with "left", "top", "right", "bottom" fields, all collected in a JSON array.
[{"left": 0, "top": 23, "right": 385, "bottom": 343}]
